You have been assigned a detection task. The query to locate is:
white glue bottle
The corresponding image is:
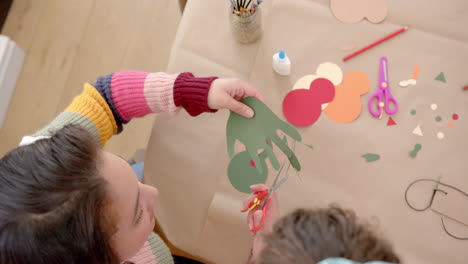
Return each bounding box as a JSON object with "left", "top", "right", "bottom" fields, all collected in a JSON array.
[{"left": 272, "top": 49, "right": 291, "bottom": 76}]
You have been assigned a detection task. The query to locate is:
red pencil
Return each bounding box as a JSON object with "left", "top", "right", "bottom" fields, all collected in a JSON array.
[{"left": 343, "top": 26, "right": 409, "bottom": 62}]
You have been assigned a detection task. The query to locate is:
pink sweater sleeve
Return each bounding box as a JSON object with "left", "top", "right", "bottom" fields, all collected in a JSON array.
[{"left": 108, "top": 71, "right": 218, "bottom": 122}]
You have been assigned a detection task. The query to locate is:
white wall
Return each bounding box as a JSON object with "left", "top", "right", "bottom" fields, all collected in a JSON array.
[{"left": 0, "top": 35, "right": 25, "bottom": 130}]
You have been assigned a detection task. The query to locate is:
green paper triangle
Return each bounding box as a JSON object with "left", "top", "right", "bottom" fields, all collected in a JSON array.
[{"left": 435, "top": 72, "right": 446, "bottom": 83}]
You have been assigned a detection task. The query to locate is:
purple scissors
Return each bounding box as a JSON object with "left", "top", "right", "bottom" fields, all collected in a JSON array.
[{"left": 368, "top": 57, "right": 398, "bottom": 118}]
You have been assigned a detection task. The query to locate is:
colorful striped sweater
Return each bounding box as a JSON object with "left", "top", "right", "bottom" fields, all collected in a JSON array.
[{"left": 19, "top": 71, "right": 218, "bottom": 264}]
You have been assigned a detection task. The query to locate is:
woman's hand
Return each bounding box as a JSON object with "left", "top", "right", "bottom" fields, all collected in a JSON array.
[{"left": 208, "top": 78, "right": 264, "bottom": 118}]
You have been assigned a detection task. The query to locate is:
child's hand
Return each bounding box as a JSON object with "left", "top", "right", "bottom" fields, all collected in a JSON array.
[
  {"left": 241, "top": 184, "right": 280, "bottom": 263},
  {"left": 241, "top": 184, "right": 280, "bottom": 235},
  {"left": 208, "top": 78, "right": 264, "bottom": 118}
]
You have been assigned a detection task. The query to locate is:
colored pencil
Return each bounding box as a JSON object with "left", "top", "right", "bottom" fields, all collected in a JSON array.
[
  {"left": 245, "top": 0, "right": 252, "bottom": 9},
  {"left": 231, "top": 0, "right": 257, "bottom": 16},
  {"left": 343, "top": 26, "right": 409, "bottom": 62}
]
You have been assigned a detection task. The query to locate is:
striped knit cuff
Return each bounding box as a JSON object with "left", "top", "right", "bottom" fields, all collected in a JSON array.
[
  {"left": 94, "top": 73, "right": 125, "bottom": 133},
  {"left": 127, "top": 233, "right": 174, "bottom": 264},
  {"left": 173, "top": 72, "right": 218, "bottom": 116}
]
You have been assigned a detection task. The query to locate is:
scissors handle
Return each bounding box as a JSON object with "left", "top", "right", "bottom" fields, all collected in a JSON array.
[
  {"left": 368, "top": 93, "right": 383, "bottom": 117},
  {"left": 251, "top": 197, "right": 271, "bottom": 233},
  {"left": 247, "top": 190, "right": 268, "bottom": 211},
  {"left": 384, "top": 95, "right": 398, "bottom": 114}
]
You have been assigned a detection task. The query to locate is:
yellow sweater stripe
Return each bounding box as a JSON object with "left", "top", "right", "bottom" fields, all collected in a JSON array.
[{"left": 64, "top": 83, "right": 117, "bottom": 145}]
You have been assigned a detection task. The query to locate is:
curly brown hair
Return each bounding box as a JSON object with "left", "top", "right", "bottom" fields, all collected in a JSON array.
[{"left": 258, "top": 206, "right": 400, "bottom": 263}]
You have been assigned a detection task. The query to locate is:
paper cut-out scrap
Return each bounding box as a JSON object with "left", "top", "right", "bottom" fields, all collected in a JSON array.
[
  {"left": 316, "top": 62, "right": 343, "bottom": 86},
  {"left": 362, "top": 153, "right": 380, "bottom": 162},
  {"left": 410, "top": 109, "right": 417, "bottom": 115},
  {"left": 412, "top": 125, "right": 423, "bottom": 136},
  {"left": 228, "top": 151, "right": 268, "bottom": 193},
  {"left": 452, "top": 114, "right": 459, "bottom": 120},
  {"left": 448, "top": 121, "right": 455, "bottom": 127},
  {"left": 411, "top": 65, "right": 421, "bottom": 80},
  {"left": 435, "top": 116, "right": 442, "bottom": 122},
  {"left": 430, "top": 103, "right": 438, "bottom": 111},
  {"left": 293, "top": 62, "right": 343, "bottom": 89},
  {"left": 330, "top": 0, "right": 388, "bottom": 24},
  {"left": 399, "top": 79, "right": 416, "bottom": 87},
  {"left": 293, "top": 75, "right": 318, "bottom": 90},
  {"left": 409, "top": 143, "right": 422, "bottom": 158},
  {"left": 399, "top": 66, "right": 420, "bottom": 87},
  {"left": 227, "top": 97, "right": 302, "bottom": 174},
  {"left": 302, "top": 143, "right": 313, "bottom": 149},
  {"left": 435, "top": 72, "right": 447, "bottom": 83},
  {"left": 437, "top": 132, "right": 445, "bottom": 140},
  {"left": 387, "top": 117, "right": 396, "bottom": 126},
  {"left": 283, "top": 78, "right": 335, "bottom": 127},
  {"left": 324, "top": 71, "right": 370, "bottom": 123},
  {"left": 463, "top": 85, "right": 468, "bottom": 91}
]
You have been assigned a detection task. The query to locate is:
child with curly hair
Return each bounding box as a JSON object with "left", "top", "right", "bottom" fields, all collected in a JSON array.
[{"left": 242, "top": 184, "right": 401, "bottom": 264}]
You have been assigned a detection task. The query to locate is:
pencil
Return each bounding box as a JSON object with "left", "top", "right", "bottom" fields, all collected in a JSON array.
[
  {"left": 230, "top": 0, "right": 236, "bottom": 9},
  {"left": 343, "top": 26, "right": 409, "bottom": 62},
  {"left": 245, "top": 0, "right": 252, "bottom": 9}
]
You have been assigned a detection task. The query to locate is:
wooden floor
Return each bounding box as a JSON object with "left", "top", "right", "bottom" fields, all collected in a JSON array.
[{"left": 0, "top": 0, "right": 181, "bottom": 158}]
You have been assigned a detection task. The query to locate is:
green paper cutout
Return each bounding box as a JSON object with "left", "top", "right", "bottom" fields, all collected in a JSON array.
[
  {"left": 303, "top": 143, "right": 314, "bottom": 149},
  {"left": 226, "top": 97, "right": 302, "bottom": 174},
  {"left": 435, "top": 72, "right": 446, "bottom": 83},
  {"left": 362, "top": 153, "right": 380, "bottom": 162},
  {"left": 279, "top": 135, "right": 302, "bottom": 171},
  {"left": 410, "top": 109, "right": 416, "bottom": 115},
  {"left": 409, "top": 143, "right": 422, "bottom": 158},
  {"left": 435, "top": 116, "right": 442, "bottom": 122},
  {"left": 228, "top": 151, "right": 268, "bottom": 193}
]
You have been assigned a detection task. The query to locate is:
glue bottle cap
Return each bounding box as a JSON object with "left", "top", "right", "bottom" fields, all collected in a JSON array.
[{"left": 279, "top": 49, "right": 286, "bottom": 59}]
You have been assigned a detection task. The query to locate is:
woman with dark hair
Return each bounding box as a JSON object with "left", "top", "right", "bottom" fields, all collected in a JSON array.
[
  {"left": 0, "top": 71, "right": 263, "bottom": 264},
  {"left": 242, "top": 184, "right": 401, "bottom": 264}
]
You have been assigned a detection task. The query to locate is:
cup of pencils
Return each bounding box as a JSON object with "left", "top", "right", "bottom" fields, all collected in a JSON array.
[{"left": 229, "top": 0, "right": 263, "bottom": 44}]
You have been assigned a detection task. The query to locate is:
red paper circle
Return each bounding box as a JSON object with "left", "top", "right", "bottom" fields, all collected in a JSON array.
[
  {"left": 452, "top": 113, "right": 459, "bottom": 120},
  {"left": 309, "top": 78, "right": 336, "bottom": 103},
  {"left": 283, "top": 89, "right": 322, "bottom": 127}
]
